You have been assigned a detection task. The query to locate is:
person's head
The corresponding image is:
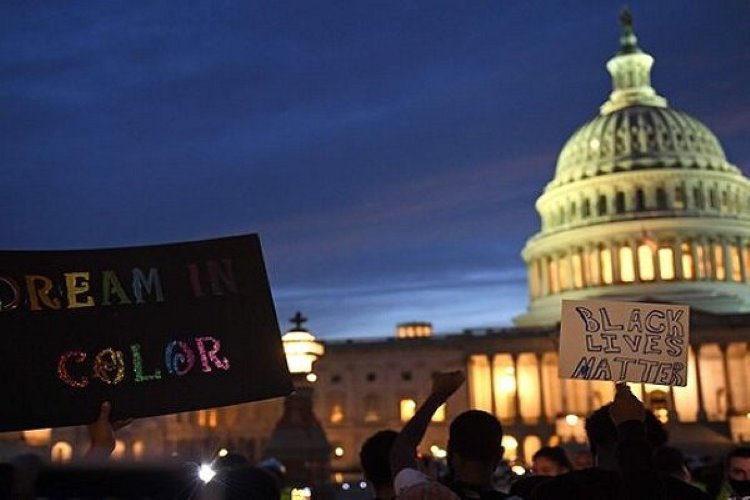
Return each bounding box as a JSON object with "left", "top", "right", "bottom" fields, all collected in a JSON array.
[
  {"left": 359, "top": 430, "right": 398, "bottom": 491},
  {"left": 727, "top": 446, "right": 750, "bottom": 497},
  {"left": 531, "top": 447, "right": 572, "bottom": 476},
  {"left": 585, "top": 403, "right": 668, "bottom": 461},
  {"left": 653, "top": 446, "right": 690, "bottom": 482},
  {"left": 447, "top": 410, "right": 504, "bottom": 479}
]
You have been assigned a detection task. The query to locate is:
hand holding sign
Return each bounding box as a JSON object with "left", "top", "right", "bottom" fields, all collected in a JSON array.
[
  {"left": 609, "top": 383, "right": 645, "bottom": 425},
  {"left": 86, "top": 402, "right": 133, "bottom": 459}
]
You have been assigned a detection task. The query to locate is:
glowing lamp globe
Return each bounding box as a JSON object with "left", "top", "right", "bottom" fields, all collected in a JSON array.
[{"left": 282, "top": 329, "right": 324, "bottom": 374}]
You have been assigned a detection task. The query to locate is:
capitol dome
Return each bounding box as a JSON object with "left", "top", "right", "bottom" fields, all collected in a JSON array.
[{"left": 516, "top": 11, "right": 750, "bottom": 326}]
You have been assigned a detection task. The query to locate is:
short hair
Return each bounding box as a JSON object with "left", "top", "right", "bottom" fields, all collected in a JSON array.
[
  {"left": 584, "top": 404, "right": 668, "bottom": 455},
  {"left": 448, "top": 410, "right": 503, "bottom": 463},
  {"left": 532, "top": 446, "right": 573, "bottom": 470},
  {"left": 360, "top": 430, "right": 399, "bottom": 487},
  {"left": 728, "top": 446, "right": 750, "bottom": 462}
]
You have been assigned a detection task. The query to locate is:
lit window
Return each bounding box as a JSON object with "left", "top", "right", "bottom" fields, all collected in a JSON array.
[
  {"left": 208, "top": 409, "right": 218, "bottom": 428},
  {"left": 619, "top": 246, "right": 635, "bottom": 282},
  {"left": 681, "top": 243, "right": 694, "bottom": 280},
  {"left": 51, "top": 441, "right": 73, "bottom": 463},
  {"left": 400, "top": 399, "right": 417, "bottom": 422},
  {"left": 586, "top": 248, "right": 600, "bottom": 285},
  {"left": 548, "top": 259, "right": 559, "bottom": 294},
  {"left": 658, "top": 247, "right": 675, "bottom": 280},
  {"left": 112, "top": 440, "right": 126, "bottom": 460},
  {"left": 638, "top": 245, "right": 655, "bottom": 281},
  {"left": 132, "top": 441, "right": 145, "bottom": 461},
  {"left": 730, "top": 245, "right": 742, "bottom": 282},
  {"left": 745, "top": 247, "right": 750, "bottom": 281},
  {"left": 330, "top": 403, "right": 344, "bottom": 424},
  {"left": 572, "top": 253, "right": 584, "bottom": 288},
  {"left": 703, "top": 244, "right": 713, "bottom": 278},
  {"left": 559, "top": 257, "right": 571, "bottom": 290},
  {"left": 364, "top": 395, "right": 380, "bottom": 423},
  {"left": 197, "top": 410, "right": 207, "bottom": 427},
  {"left": 600, "top": 248, "right": 613, "bottom": 284},
  {"left": 714, "top": 244, "right": 726, "bottom": 281},
  {"left": 696, "top": 245, "right": 706, "bottom": 278}
]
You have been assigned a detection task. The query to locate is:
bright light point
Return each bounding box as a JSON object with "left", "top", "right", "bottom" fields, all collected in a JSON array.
[
  {"left": 306, "top": 372, "right": 318, "bottom": 383},
  {"left": 342, "top": 483, "right": 350, "bottom": 490},
  {"left": 218, "top": 448, "right": 228, "bottom": 457},
  {"left": 359, "top": 481, "right": 367, "bottom": 489},
  {"left": 198, "top": 464, "right": 216, "bottom": 483},
  {"left": 334, "top": 446, "right": 344, "bottom": 457},
  {"left": 746, "top": 412, "right": 750, "bottom": 420},
  {"left": 511, "top": 465, "right": 526, "bottom": 476},
  {"left": 291, "top": 487, "right": 312, "bottom": 499},
  {"left": 565, "top": 414, "right": 579, "bottom": 426}
]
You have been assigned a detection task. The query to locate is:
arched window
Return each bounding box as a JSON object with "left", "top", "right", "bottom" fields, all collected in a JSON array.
[
  {"left": 656, "top": 187, "right": 668, "bottom": 210},
  {"left": 709, "top": 189, "right": 718, "bottom": 209},
  {"left": 694, "top": 187, "right": 705, "bottom": 209},
  {"left": 674, "top": 185, "right": 686, "bottom": 209},
  {"left": 615, "top": 191, "right": 626, "bottom": 214},
  {"left": 597, "top": 194, "right": 608, "bottom": 216},
  {"left": 635, "top": 189, "right": 646, "bottom": 211},
  {"left": 581, "top": 199, "right": 591, "bottom": 218},
  {"left": 570, "top": 201, "right": 577, "bottom": 221}
]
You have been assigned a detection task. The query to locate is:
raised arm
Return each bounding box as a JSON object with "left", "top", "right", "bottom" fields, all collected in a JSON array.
[{"left": 390, "top": 371, "right": 465, "bottom": 478}]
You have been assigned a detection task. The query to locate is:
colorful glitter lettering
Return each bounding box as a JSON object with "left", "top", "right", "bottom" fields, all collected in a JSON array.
[
  {"left": 58, "top": 351, "right": 89, "bottom": 388},
  {"left": 165, "top": 340, "right": 196, "bottom": 375},
  {"left": 131, "top": 344, "right": 162, "bottom": 382},
  {"left": 195, "top": 336, "right": 230, "bottom": 372},
  {"left": 93, "top": 347, "right": 125, "bottom": 385}
]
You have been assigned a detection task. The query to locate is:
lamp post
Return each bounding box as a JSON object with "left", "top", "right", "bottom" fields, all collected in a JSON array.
[{"left": 264, "top": 312, "right": 331, "bottom": 494}]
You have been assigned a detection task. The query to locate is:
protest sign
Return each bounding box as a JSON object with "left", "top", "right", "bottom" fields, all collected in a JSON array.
[
  {"left": 559, "top": 299, "right": 689, "bottom": 386},
  {"left": 0, "top": 234, "right": 293, "bottom": 432}
]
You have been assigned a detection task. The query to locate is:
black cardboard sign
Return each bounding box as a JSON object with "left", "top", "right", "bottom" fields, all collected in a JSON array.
[{"left": 0, "top": 235, "right": 293, "bottom": 431}]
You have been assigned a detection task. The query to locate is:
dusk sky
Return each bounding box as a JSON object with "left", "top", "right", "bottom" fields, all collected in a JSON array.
[{"left": 2, "top": 2, "right": 749, "bottom": 339}]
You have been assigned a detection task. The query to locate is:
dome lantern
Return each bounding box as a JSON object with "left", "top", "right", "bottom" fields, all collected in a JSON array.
[{"left": 601, "top": 8, "right": 666, "bottom": 114}]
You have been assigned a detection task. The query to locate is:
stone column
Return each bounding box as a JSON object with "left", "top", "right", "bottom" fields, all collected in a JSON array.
[
  {"left": 674, "top": 238, "right": 684, "bottom": 280},
  {"left": 512, "top": 353, "right": 522, "bottom": 424},
  {"left": 488, "top": 353, "right": 497, "bottom": 418},
  {"left": 610, "top": 242, "right": 620, "bottom": 284},
  {"left": 720, "top": 343, "right": 735, "bottom": 416},
  {"left": 693, "top": 345, "right": 708, "bottom": 422},
  {"left": 540, "top": 257, "right": 549, "bottom": 296},
  {"left": 536, "top": 353, "right": 547, "bottom": 423}
]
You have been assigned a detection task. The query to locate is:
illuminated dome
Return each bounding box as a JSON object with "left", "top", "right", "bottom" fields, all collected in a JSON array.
[{"left": 516, "top": 10, "right": 750, "bottom": 326}]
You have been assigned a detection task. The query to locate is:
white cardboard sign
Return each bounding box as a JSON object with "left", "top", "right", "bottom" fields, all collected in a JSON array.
[{"left": 559, "top": 299, "right": 689, "bottom": 386}]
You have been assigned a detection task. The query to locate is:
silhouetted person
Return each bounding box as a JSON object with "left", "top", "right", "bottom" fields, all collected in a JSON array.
[
  {"left": 531, "top": 447, "right": 572, "bottom": 477},
  {"left": 444, "top": 410, "right": 508, "bottom": 499},
  {"left": 360, "top": 430, "right": 399, "bottom": 500},
  {"left": 531, "top": 383, "right": 709, "bottom": 500},
  {"left": 653, "top": 446, "right": 691, "bottom": 483},
  {"left": 726, "top": 446, "right": 750, "bottom": 500}
]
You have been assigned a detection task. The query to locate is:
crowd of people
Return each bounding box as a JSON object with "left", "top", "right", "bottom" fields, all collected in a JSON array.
[
  {"left": 1, "top": 373, "right": 750, "bottom": 499},
  {"left": 360, "top": 371, "right": 750, "bottom": 500}
]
